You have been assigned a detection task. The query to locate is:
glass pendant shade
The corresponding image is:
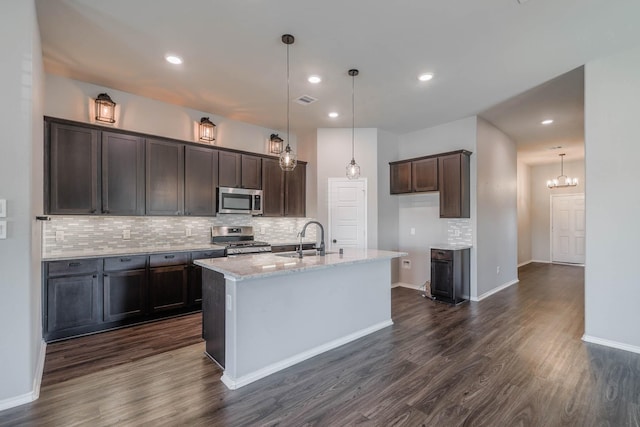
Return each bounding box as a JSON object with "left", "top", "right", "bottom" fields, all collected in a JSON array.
[
  {"left": 199, "top": 117, "right": 216, "bottom": 142},
  {"left": 95, "top": 93, "right": 116, "bottom": 123},
  {"left": 346, "top": 159, "right": 361, "bottom": 180},
  {"left": 279, "top": 144, "right": 297, "bottom": 171}
]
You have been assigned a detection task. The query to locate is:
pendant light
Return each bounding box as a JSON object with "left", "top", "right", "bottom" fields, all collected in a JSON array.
[
  {"left": 279, "top": 34, "right": 297, "bottom": 171},
  {"left": 547, "top": 153, "right": 578, "bottom": 189},
  {"left": 346, "top": 69, "right": 360, "bottom": 180}
]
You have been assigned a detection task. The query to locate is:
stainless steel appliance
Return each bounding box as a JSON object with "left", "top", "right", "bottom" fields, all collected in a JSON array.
[
  {"left": 211, "top": 226, "right": 271, "bottom": 255},
  {"left": 217, "top": 187, "right": 263, "bottom": 216}
]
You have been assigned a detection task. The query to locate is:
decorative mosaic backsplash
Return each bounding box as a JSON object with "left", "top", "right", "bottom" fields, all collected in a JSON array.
[
  {"left": 447, "top": 219, "right": 473, "bottom": 246},
  {"left": 43, "top": 215, "right": 317, "bottom": 257}
]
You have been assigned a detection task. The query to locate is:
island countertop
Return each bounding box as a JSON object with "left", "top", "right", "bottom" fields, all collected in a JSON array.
[{"left": 194, "top": 248, "right": 407, "bottom": 281}]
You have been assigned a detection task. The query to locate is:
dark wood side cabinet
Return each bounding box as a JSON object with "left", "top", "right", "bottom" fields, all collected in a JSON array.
[
  {"left": 148, "top": 253, "right": 189, "bottom": 312},
  {"left": 390, "top": 162, "right": 412, "bottom": 194},
  {"left": 101, "top": 131, "right": 145, "bottom": 215},
  {"left": 430, "top": 248, "right": 470, "bottom": 305},
  {"left": 202, "top": 269, "right": 226, "bottom": 368},
  {"left": 146, "top": 139, "right": 185, "bottom": 215},
  {"left": 439, "top": 151, "right": 470, "bottom": 218},
  {"left": 284, "top": 163, "right": 306, "bottom": 217},
  {"left": 190, "top": 249, "right": 226, "bottom": 308},
  {"left": 185, "top": 145, "right": 218, "bottom": 216},
  {"left": 412, "top": 158, "right": 438, "bottom": 192},
  {"left": 261, "top": 158, "right": 285, "bottom": 216},
  {"left": 47, "top": 122, "right": 100, "bottom": 214},
  {"left": 103, "top": 255, "right": 148, "bottom": 322}
]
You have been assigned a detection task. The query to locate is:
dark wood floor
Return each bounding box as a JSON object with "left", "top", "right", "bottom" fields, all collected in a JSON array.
[{"left": 2, "top": 263, "right": 639, "bottom": 426}]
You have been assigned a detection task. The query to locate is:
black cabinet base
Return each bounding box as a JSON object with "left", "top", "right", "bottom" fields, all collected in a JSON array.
[{"left": 431, "top": 295, "right": 469, "bottom": 306}]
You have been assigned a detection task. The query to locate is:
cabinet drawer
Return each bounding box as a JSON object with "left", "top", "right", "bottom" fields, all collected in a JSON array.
[
  {"left": 431, "top": 249, "right": 453, "bottom": 261},
  {"left": 149, "top": 252, "right": 189, "bottom": 267},
  {"left": 191, "top": 250, "right": 225, "bottom": 261},
  {"left": 104, "top": 255, "right": 147, "bottom": 271},
  {"left": 47, "top": 259, "right": 100, "bottom": 277}
]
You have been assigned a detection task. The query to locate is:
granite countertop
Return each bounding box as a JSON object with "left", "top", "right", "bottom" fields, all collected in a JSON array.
[
  {"left": 42, "top": 243, "right": 227, "bottom": 261},
  {"left": 431, "top": 243, "right": 473, "bottom": 251},
  {"left": 195, "top": 248, "right": 407, "bottom": 281}
]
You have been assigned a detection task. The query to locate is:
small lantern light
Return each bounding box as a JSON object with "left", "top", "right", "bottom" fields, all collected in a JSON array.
[
  {"left": 199, "top": 117, "right": 216, "bottom": 142},
  {"left": 95, "top": 93, "right": 116, "bottom": 123},
  {"left": 269, "top": 134, "right": 284, "bottom": 154}
]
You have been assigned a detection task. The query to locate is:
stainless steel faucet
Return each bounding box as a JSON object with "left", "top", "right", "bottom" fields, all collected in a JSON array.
[{"left": 298, "top": 221, "right": 326, "bottom": 257}]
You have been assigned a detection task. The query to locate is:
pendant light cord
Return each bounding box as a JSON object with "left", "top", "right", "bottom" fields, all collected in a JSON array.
[
  {"left": 286, "top": 41, "right": 290, "bottom": 150},
  {"left": 351, "top": 72, "right": 355, "bottom": 161}
]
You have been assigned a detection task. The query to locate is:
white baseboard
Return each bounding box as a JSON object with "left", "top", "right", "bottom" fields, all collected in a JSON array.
[
  {"left": 221, "top": 319, "right": 394, "bottom": 390},
  {"left": 471, "top": 279, "right": 519, "bottom": 302},
  {"left": 582, "top": 335, "right": 640, "bottom": 355},
  {"left": 517, "top": 260, "right": 532, "bottom": 268},
  {"left": 531, "top": 259, "right": 551, "bottom": 264},
  {"left": 392, "top": 282, "right": 423, "bottom": 291},
  {"left": 0, "top": 340, "right": 46, "bottom": 411}
]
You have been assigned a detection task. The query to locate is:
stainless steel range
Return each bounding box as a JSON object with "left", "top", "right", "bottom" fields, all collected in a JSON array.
[{"left": 211, "top": 226, "right": 271, "bottom": 255}]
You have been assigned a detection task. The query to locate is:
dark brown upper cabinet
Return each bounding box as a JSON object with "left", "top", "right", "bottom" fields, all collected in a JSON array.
[
  {"left": 101, "top": 132, "right": 145, "bottom": 215},
  {"left": 218, "top": 152, "right": 262, "bottom": 189},
  {"left": 390, "top": 162, "right": 412, "bottom": 194},
  {"left": 261, "top": 158, "right": 285, "bottom": 216},
  {"left": 184, "top": 145, "right": 218, "bottom": 216},
  {"left": 412, "top": 158, "right": 438, "bottom": 192},
  {"left": 284, "top": 163, "right": 306, "bottom": 217},
  {"left": 47, "top": 122, "right": 100, "bottom": 214},
  {"left": 146, "top": 138, "right": 184, "bottom": 216},
  {"left": 439, "top": 152, "right": 470, "bottom": 218}
]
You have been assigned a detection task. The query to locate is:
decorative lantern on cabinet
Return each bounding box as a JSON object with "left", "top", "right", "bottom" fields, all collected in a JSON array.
[
  {"left": 199, "top": 117, "right": 216, "bottom": 143},
  {"left": 95, "top": 93, "right": 116, "bottom": 123}
]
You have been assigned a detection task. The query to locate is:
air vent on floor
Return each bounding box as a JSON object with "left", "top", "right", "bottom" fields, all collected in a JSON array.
[{"left": 295, "top": 95, "right": 318, "bottom": 105}]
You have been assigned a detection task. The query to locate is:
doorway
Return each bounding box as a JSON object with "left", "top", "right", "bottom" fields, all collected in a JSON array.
[
  {"left": 551, "top": 193, "right": 585, "bottom": 264},
  {"left": 327, "top": 178, "right": 367, "bottom": 250}
]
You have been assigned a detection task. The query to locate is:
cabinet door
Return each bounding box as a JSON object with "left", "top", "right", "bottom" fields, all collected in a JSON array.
[
  {"left": 439, "top": 153, "right": 470, "bottom": 218},
  {"left": 431, "top": 259, "right": 453, "bottom": 300},
  {"left": 284, "top": 163, "right": 306, "bottom": 217},
  {"left": 102, "top": 131, "right": 145, "bottom": 215},
  {"left": 390, "top": 162, "right": 412, "bottom": 194},
  {"left": 47, "top": 273, "right": 101, "bottom": 333},
  {"left": 103, "top": 269, "right": 147, "bottom": 321},
  {"left": 48, "top": 122, "right": 100, "bottom": 214},
  {"left": 412, "top": 158, "right": 438, "bottom": 192},
  {"left": 146, "top": 139, "right": 184, "bottom": 215},
  {"left": 261, "top": 158, "right": 285, "bottom": 216},
  {"left": 218, "top": 151, "right": 242, "bottom": 188},
  {"left": 149, "top": 265, "right": 189, "bottom": 312},
  {"left": 190, "top": 250, "right": 225, "bottom": 307},
  {"left": 185, "top": 146, "right": 218, "bottom": 216},
  {"left": 241, "top": 155, "right": 262, "bottom": 189}
]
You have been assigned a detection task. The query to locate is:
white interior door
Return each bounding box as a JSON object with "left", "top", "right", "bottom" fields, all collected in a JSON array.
[
  {"left": 551, "top": 193, "right": 585, "bottom": 264},
  {"left": 328, "top": 178, "right": 367, "bottom": 250}
]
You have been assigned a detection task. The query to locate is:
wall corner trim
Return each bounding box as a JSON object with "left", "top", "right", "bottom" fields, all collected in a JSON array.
[
  {"left": 0, "top": 340, "right": 46, "bottom": 412},
  {"left": 582, "top": 335, "right": 640, "bottom": 355},
  {"left": 471, "top": 279, "right": 519, "bottom": 302},
  {"left": 392, "top": 282, "right": 424, "bottom": 291}
]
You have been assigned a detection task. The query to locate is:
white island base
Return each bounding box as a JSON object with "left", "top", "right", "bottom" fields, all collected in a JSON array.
[{"left": 196, "top": 249, "right": 404, "bottom": 390}]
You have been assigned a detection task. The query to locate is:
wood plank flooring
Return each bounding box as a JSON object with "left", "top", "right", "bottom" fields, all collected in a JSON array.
[{"left": 2, "top": 263, "right": 640, "bottom": 426}]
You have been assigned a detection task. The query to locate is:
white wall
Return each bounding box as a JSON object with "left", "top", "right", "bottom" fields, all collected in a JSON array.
[
  {"left": 316, "top": 128, "right": 378, "bottom": 249},
  {"left": 584, "top": 46, "right": 640, "bottom": 350},
  {"left": 0, "top": 0, "right": 44, "bottom": 408},
  {"left": 395, "top": 117, "right": 478, "bottom": 292},
  {"left": 377, "top": 130, "right": 400, "bottom": 282},
  {"left": 476, "top": 119, "right": 518, "bottom": 298},
  {"left": 517, "top": 159, "right": 532, "bottom": 265},
  {"left": 529, "top": 160, "right": 585, "bottom": 262}
]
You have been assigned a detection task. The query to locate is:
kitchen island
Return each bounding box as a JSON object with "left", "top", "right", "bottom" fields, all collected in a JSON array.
[{"left": 195, "top": 248, "right": 405, "bottom": 390}]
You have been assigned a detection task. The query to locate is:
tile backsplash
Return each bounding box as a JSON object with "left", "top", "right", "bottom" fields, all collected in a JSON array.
[
  {"left": 43, "top": 215, "right": 317, "bottom": 257},
  {"left": 447, "top": 219, "right": 473, "bottom": 246}
]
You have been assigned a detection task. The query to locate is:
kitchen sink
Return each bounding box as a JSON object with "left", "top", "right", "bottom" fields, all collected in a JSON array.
[{"left": 275, "top": 250, "right": 337, "bottom": 258}]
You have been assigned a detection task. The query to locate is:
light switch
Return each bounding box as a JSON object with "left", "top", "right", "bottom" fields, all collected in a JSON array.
[
  {"left": 55, "top": 230, "right": 64, "bottom": 242},
  {"left": 410, "top": 228, "right": 416, "bottom": 235},
  {"left": 0, "top": 221, "right": 6, "bottom": 239},
  {"left": 0, "top": 199, "right": 6, "bottom": 217}
]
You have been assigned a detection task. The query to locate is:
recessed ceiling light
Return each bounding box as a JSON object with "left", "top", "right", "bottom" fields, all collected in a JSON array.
[
  {"left": 328, "top": 112, "right": 339, "bottom": 118},
  {"left": 541, "top": 119, "right": 554, "bottom": 125},
  {"left": 165, "top": 54, "right": 183, "bottom": 65},
  {"left": 418, "top": 73, "right": 434, "bottom": 82},
  {"left": 308, "top": 75, "right": 322, "bottom": 84}
]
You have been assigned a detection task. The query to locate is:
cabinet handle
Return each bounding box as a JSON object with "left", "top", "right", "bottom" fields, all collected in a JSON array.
[
  {"left": 90, "top": 209, "right": 97, "bottom": 214},
  {"left": 103, "top": 274, "right": 109, "bottom": 277},
  {"left": 103, "top": 209, "right": 110, "bottom": 214},
  {"left": 164, "top": 255, "right": 175, "bottom": 259},
  {"left": 92, "top": 274, "right": 97, "bottom": 278},
  {"left": 120, "top": 258, "right": 132, "bottom": 262},
  {"left": 69, "top": 262, "right": 81, "bottom": 267}
]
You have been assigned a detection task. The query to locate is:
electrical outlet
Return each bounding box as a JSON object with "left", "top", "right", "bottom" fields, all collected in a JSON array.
[
  {"left": 402, "top": 259, "right": 412, "bottom": 269},
  {"left": 455, "top": 229, "right": 461, "bottom": 237},
  {"left": 260, "top": 226, "right": 266, "bottom": 234},
  {"left": 226, "top": 294, "right": 233, "bottom": 311},
  {"left": 0, "top": 221, "right": 6, "bottom": 239},
  {"left": 410, "top": 228, "right": 416, "bottom": 235},
  {"left": 497, "top": 266, "right": 500, "bottom": 274},
  {"left": 122, "top": 229, "right": 131, "bottom": 240},
  {"left": 186, "top": 227, "right": 192, "bottom": 237},
  {"left": 0, "top": 199, "right": 6, "bottom": 217},
  {"left": 55, "top": 230, "right": 64, "bottom": 242}
]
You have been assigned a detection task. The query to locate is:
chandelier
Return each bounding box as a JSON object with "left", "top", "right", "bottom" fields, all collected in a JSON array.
[{"left": 547, "top": 153, "right": 578, "bottom": 189}]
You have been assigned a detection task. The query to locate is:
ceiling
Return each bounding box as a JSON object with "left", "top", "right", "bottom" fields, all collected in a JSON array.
[{"left": 36, "top": 0, "right": 640, "bottom": 153}]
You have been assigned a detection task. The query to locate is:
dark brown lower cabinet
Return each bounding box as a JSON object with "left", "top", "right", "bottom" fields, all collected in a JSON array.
[
  {"left": 190, "top": 250, "right": 226, "bottom": 307},
  {"left": 202, "top": 269, "right": 226, "bottom": 368},
  {"left": 149, "top": 265, "right": 189, "bottom": 312},
  {"left": 103, "top": 269, "right": 147, "bottom": 322},
  {"left": 430, "top": 248, "right": 470, "bottom": 305}
]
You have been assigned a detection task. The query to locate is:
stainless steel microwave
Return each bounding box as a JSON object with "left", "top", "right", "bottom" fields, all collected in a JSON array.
[{"left": 217, "top": 187, "right": 263, "bottom": 215}]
